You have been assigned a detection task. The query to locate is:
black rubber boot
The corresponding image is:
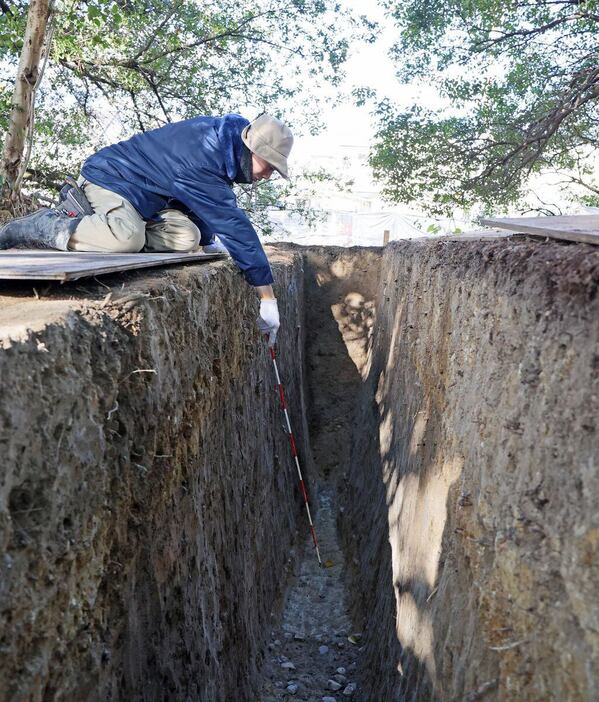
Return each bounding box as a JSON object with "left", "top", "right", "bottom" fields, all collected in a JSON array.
[{"left": 0, "top": 208, "right": 80, "bottom": 251}]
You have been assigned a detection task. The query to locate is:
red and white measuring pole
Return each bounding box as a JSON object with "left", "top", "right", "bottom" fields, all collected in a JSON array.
[{"left": 268, "top": 344, "right": 323, "bottom": 567}]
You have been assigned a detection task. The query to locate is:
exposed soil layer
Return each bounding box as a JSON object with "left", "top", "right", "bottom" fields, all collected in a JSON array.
[
  {"left": 0, "top": 250, "right": 312, "bottom": 701},
  {"left": 339, "top": 238, "right": 599, "bottom": 701}
]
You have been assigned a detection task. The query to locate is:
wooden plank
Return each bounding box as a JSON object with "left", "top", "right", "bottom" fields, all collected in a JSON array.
[
  {"left": 0, "top": 251, "right": 227, "bottom": 282},
  {"left": 480, "top": 215, "right": 599, "bottom": 246}
]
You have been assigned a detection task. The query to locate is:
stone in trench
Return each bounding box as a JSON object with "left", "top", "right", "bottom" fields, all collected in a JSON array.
[
  {"left": 293, "top": 633, "right": 305, "bottom": 641},
  {"left": 286, "top": 682, "right": 299, "bottom": 695},
  {"left": 281, "top": 661, "right": 296, "bottom": 671},
  {"left": 336, "top": 667, "right": 346, "bottom": 675},
  {"left": 332, "top": 673, "right": 347, "bottom": 685},
  {"left": 343, "top": 683, "right": 356, "bottom": 696},
  {"left": 319, "top": 645, "right": 329, "bottom": 655},
  {"left": 328, "top": 679, "right": 342, "bottom": 691}
]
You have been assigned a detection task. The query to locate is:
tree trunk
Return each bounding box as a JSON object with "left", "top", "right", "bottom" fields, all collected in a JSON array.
[{"left": 1, "top": 0, "right": 50, "bottom": 201}]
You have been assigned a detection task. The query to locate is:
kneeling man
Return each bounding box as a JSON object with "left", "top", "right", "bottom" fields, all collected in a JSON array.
[{"left": 0, "top": 113, "right": 292, "bottom": 345}]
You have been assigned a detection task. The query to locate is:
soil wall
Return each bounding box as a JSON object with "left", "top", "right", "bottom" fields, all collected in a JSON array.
[
  {"left": 0, "top": 250, "right": 311, "bottom": 702},
  {"left": 341, "top": 238, "right": 599, "bottom": 701},
  {"left": 300, "top": 247, "right": 382, "bottom": 480}
]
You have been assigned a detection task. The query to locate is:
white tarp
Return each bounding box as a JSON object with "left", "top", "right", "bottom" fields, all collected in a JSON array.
[{"left": 267, "top": 209, "right": 425, "bottom": 247}]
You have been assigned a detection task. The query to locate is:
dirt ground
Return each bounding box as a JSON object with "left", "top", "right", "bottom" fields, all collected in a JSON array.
[
  {"left": 0, "top": 252, "right": 311, "bottom": 701},
  {"left": 341, "top": 237, "right": 599, "bottom": 701},
  {"left": 258, "top": 486, "right": 364, "bottom": 701}
]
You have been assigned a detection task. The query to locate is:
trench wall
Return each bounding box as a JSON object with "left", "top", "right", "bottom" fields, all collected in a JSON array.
[
  {"left": 299, "top": 247, "right": 382, "bottom": 481},
  {"left": 340, "top": 238, "right": 599, "bottom": 701},
  {"left": 0, "top": 250, "right": 311, "bottom": 702}
]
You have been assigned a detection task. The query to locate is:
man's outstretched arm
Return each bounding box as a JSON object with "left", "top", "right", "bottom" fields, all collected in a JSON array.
[{"left": 174, "top": 174, "right": 280, "bottom": 345}]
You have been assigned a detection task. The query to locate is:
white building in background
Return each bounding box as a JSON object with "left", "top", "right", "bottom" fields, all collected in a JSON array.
[{"left": 267, "top": 143, "right": 471, "bottom": 246}]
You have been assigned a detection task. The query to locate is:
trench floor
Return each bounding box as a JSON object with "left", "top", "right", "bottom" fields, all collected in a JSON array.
[{"left": 258, "top": 485, "right": 364, "bottom": 701}]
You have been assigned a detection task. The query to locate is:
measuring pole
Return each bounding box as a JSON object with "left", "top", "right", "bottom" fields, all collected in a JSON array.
[{"left": 268, "top": 345, "right": 322, "bottom": 567}]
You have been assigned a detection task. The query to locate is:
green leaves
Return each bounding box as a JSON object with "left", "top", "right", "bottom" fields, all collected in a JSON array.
[
  {"left": 370, "top": 0, "right": 599, "bottom": 213},
  {"left": 86, "top": 5, "right": 101, "bottom": 21}
]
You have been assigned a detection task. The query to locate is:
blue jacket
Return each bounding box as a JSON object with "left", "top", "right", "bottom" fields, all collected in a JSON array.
[{"left": 81, "top": 114, "right": 273, "bottom": 286}]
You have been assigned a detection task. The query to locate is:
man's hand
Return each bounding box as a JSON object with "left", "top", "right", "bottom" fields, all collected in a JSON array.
[
  {"left": 255, "top": 284, "right": 279, "bottom": 346},
  {"left": 257, "top": 298, "right": 280, "bottom": 347}
]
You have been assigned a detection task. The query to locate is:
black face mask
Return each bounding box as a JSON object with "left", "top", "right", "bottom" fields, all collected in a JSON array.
[{"left": 235, "top": 143, "right": 253, "bottom": 184}]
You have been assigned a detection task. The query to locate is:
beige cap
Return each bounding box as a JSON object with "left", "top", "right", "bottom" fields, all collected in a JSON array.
[{"left": 241, "top": 113, "right": 294, "bottom": 179}]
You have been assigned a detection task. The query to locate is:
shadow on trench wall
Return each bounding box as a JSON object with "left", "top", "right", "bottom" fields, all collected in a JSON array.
[
  {"left": 296, "top": 244, "right": 464, "bottom": 701},
  {"left": 296, "top": 246, "right": 435, "bottom": 699},
  {"left": 338, "top": 249, "right": 496, "bottom": 702},
  {"left": 341, "top": 318, "right": 445, "bottom": 701}
]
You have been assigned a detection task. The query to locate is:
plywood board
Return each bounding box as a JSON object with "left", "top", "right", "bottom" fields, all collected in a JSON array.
[
  {"left": 480, "top": 215, "right": 599, "bottom": 246},
  {"left": 0, "top": 250, "right": 227, "bottom": 282}
]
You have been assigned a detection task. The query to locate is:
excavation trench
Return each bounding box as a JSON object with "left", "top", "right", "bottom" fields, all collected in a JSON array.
[{"left": 0, "top": 240, "right": 598, "bottom": 702}]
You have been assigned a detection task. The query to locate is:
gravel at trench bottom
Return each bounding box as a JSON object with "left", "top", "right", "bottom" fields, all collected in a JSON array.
[{"left": 258, "top": 486, "right": 364, "bottom": 701}]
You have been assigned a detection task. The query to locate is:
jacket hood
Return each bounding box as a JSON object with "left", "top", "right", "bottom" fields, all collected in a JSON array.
[{"left": 218, "top": 113, "right": 252, "bottom": 183}]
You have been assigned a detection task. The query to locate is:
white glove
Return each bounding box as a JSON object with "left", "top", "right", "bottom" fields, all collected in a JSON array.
[{"left": 257, "top": 298, "right": 280, "bottom": 347}]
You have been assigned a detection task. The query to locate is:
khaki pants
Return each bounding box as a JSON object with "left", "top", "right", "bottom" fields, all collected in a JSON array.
[{"left": 69, "top": 180, "right": 201, "bottom": 253}]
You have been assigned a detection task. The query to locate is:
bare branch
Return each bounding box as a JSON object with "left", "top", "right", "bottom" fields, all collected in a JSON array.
[{"left": 128, "top": 1, "right": 181, "bottom": 63}]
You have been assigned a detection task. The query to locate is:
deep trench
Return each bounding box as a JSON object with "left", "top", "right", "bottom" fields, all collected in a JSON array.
[
  {"left": 256, "top": 241, "right": 599, "bottom": 702},
  {"left": 1, "top": 239, "right": 597, "bottom": 702},
  {"left": 257, "top": 248, "right": 380, "bottom": 701},
  {"left": 0, "top": 245, "right": 384, "bottom": 702}
]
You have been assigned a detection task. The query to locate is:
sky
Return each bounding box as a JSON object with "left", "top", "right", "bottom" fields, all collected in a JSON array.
[
  {"left": 292, "top": 0, "right": 451, "bottom": 218},
  {"left": 298, "top": 0, "right": 399, "bottom": 159},
  {"left": 296, "top": 0, "right": 445, "bottom": 162}
]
